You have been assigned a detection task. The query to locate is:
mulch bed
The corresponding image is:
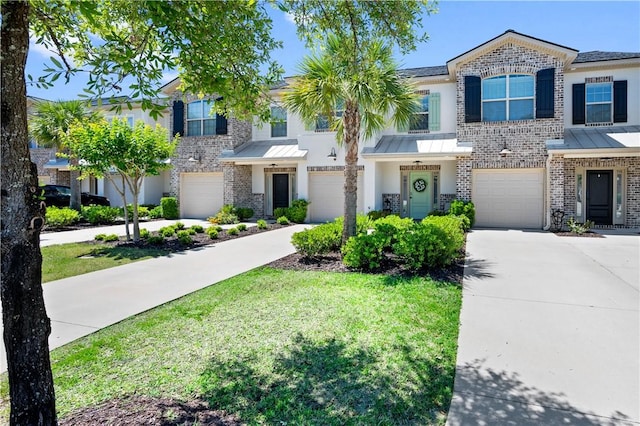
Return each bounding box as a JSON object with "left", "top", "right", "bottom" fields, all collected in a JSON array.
[
  {"left": 553, "top": 231, "right": 604, "bottom": 238},
  {"left": 59, "top": 396, "right": 242, "bottom": 426}
]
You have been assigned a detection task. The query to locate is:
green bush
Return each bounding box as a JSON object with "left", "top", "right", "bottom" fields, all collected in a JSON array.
[
  {"left": 393, "top": 220, "right": 463, "bottom": 271},
  {"left": 256, "top": 219, "right": 268, "bottom": 230},
  {"left": 148, "top": 205, "right": 163, "bottom": 219},
  {"left": 452, "top": 214, "right": 471, "bottom": 232},
  {"left": 235, "top": 207, "right": 255, "bottom": 221},
  {"left": 373, "top": 215, "right": 414, "bottom": 246},
  {"left": 226, "top": 227, "right": 239, "bottom": 236},
  {"left": 94, "top": 233, "right": 107, "bottom": 241},
  {"left": 122, "top": 204, "right": 150, "bottom": 219},
  {"left": 101, "top": 234, "right": 119, "bottom": 242},
  {"left": 342, "top": 232, "right": 390, "bottom": 270},
  {"left": 291, "top": 222, "right": 342, "bottom": 258},
  {"left": 276, "top": 216, "right": 290, "bottom": 225},
  {"left": 191, "top": 225, "right": 205, "bottom": 233},
  {"left": 140, "top": 228, "right": 150, "bottom": 239},
  {"left": 237, "top": 223, "right": 247, "bottom": 232},
  {"left": 273, "top": 207, "right": 287, "bottom": 219},
  {"left": 334, "top": 214, "right": 373, "bottom": 236},
  {"left": 208, "top": 205, "right": 239, "bottom": 225},
  {"left": 567, "top": 217, "right": 594, "bottom": 234},
  {"left": 159, "top": 226, "right": 176, "bottom": 238},
  {"left": 174, "top": 221, "right": 185, "bottom": 230},
  {"left": 82, "top": 205, "right": 120, "bottom": 225},
  {"left": 367, "top": 210, "right": 392, "bottom": 221},
  {"left": 147, "top": 235, "right": 165, "bottom": 245},
  {"left": 186, "top": 228, "right": 196, "bottom": 235},
  {"left": 45, "top": 206, "right": 80, "bottom": 227},
  {"left": 427, "top": 209, "right": 447, "bottom": 216},
  {"left": 176, "top": 230, "right": 192, "bottom": 244},
  {"left": 273, "top": 199, "right": 309, "bottom": 223},
  {"left": 206, "top": 226, "right": 219, "bottom": 239},
  {"left": 449, "top": 200, "right": 475, "bottom": 228},
  {"left": 160, "top": 197, "right": 179, "bottom": 220}
]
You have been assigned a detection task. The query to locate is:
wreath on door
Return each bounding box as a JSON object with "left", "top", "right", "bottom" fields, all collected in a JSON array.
[{"left": 413, "top": 178, "right": 427, "bottom": 192}]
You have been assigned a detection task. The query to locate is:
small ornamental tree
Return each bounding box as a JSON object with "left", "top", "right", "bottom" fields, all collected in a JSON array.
[{"left": 66, "top": 118, "right": 177, "bottom": 241}]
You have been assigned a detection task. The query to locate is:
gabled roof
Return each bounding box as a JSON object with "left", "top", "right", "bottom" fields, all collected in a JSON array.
[
  {"left": 446, "top": 29, "right": 579, "bottom": 76},
  {"left": 362, "top": 133, "right": 471, "bottom": 159},
  {"left": 547, "top": 126, "right": 640, "bottom": 156},
  {"left": 399, "top": 66, "right": 449, "bottom": 78},
  {"left": 219, "top": 139, "right": 307, "bottom": 163}
]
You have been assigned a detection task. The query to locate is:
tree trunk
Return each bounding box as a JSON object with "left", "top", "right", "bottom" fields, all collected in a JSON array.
[
  {"left": 341, "top": 100, "right": 361, "bottom": 247},
  {"left": 69, "top": 158, "right": 81, "bottom": 211},
  {"left": 1, "top": 2, "right": 58, "bottom": 425},
  {"left": 119, "top": 174, "right": 131, "bottom": 241}
]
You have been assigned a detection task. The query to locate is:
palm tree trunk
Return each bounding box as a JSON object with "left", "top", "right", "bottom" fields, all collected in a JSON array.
[
  {"left": 341, "top": 101, "right": 361, "bottom": 247},
  {"left": 1, "top": 2, "right": 58, "bottom": 424}
]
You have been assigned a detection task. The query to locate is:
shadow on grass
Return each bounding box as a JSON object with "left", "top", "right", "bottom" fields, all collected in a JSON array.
[
  {"left": 88, "top": 245, "right": 172, "bottom": 261},
  {"left": 200, "top": 334, "right": 454, "bottom": 425},
  {"left": 449, "top": 358, "right": 633, "bottom": 425}
]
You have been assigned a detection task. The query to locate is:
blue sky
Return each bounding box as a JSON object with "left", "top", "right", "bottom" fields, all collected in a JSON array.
[{"left": 26, "top": 1, "right": 640, "bottom": 101}]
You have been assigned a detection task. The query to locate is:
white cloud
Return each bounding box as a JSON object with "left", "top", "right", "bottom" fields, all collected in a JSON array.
[
  {"left": 29, "top": 35, "right": 54, "bottom": 58},
  {"left": 284, "top": 12, "right": 296, "bottom": 24}
]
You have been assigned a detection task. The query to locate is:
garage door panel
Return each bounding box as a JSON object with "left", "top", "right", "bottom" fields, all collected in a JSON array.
[
  {"left": 308, "top": 172, "right": 364, "bottom": 223},
  {"left": 473, "top": 169, "right": 543, "bottom": 229},
  {"left": 180, "top": 173, "right": 224, "bottom": 219}
]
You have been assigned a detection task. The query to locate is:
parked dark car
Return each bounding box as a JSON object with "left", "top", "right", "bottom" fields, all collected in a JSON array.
[{"left": 41, "top": 184, "right": 110, "bottom": 208}]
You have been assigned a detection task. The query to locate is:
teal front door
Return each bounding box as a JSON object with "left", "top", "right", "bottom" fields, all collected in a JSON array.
[{"left": 409, "top": 172, "right": 432, "bottom": 219}]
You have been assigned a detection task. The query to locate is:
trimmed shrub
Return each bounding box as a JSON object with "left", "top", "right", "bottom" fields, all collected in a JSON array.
[
  {"left": 236, "top": 207, "right": 254, "bottom": 221},
  {"left": 208, "top": 205, "right": 239, "bottom": 224},
  {"left": 82, "top": 205, "right": 120, "bottom": 225},
  {"left": 147, "top": 235, "right": 165, "bottom": 245},
  {"left": 140, "top": 228, "right": 150, "bottom": 239},
  {"left": 273, "top": 199, "right": 309, "bottom": 223},
  {"left": 256, "top": 219, "right": 268, "bottom": 230},
  {"left": 342, "top": 232, "right": 390, "bottom": 270},
  {"left": 373, "top": 215, "right": 414, "bottom": 246},
  {"left": 226, "top": 227, "right": 239, "bottom": 236},
  {"left": 122, "top": 204, "right": 150, "bottom": 219},
  {"left": 276, "top": 216, "right": 290, "bottom": 225},
  {"left": 393, "top": 219, "right": 463, "bottom": 270},
  {"left": 367, "top": 210, "right": 392, "bottom": 221},
  {"left": 273, "top": 207, "right": 287, "bottom": 219},
  {"left": 149, "top": 205, "right": 163, "bottom": 219},
  {"left": 159, "top": 226, "right": 176, "bottom": 238},
  {"left": 174, "top": 221, "right": 186, "bottom": 230},
  {"left": 422, "top": 215, "right": 465, "bottom": 250},
  {"left": 101, "top": 234, "right": 119, "bottom": 242},
  {"left": 567, "top": 217, "right": 594, "bottom": 234},
  {"left": 186, "top": 228, "right": 197, "bottom": 235},
  {"left": 45, "top": 206, "right": 80, "bottom": 227},
  {"left": 206, "top": 226, "right": 219, "bottom": 239},
  {"left": 160, "top": 197, "right": 179, "bottom": 220},
  {"left": 427, "top": 209, "right": 447, "bottom": 217},
  {"left": 334, "top": 214, "right": 373, "bottom": 237},
  {"left": 291, "top": 222, "right": 341, "bottom": 258},
  {"left": 191, "top": 225, "right": 205, "bottom": 233},
  {"left": 94, "top": 233, "right": 107, "bottom": 241},
  {"left": 176, "top": 230, "right": 192, "bottom": 244},
  {"left": 449, "top": 199, "right": 475, "bottom": 227},
  {"left": 237, "top": 223, "right": 247, "bottom": 232}
]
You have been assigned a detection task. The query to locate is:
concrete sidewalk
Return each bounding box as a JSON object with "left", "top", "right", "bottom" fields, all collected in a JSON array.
[
  {"left": 1, "top": 224, "right": 308, "bottom": 372},
  {"left": 448, "top": 229, "right": 639, "bottom": 425}
]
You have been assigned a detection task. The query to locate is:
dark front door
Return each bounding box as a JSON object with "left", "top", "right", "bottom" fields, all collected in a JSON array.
[
  {"left": 273, "top": 174, "right": 289, "bottom": 209},
  {"left": 586, "top": 170, "right": 612, "bottom": 225}
]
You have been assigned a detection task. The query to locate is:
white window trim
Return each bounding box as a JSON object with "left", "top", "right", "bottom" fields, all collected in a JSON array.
[
  {"left": 186, "top": 100, "right": 216, "bottom": 137},
  {"left": 585, "top": 82, "right": 613, "bottom": 125},
  {"left": 270, "top": 106, "right": 288, "bottom": 138},
  {"left": 409, "top": 94, "right": 429, "bottom": 134},
  {"left": 482, "top": 74, "right": 535, "bottom": 122}
]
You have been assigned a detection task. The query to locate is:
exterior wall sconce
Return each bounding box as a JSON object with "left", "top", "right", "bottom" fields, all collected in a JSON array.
[
  {"left": 499, "top": 142, "right": 512, "bottom": 157},
  {"left": 188, "top": 153, "right": 201, "bottom": 163},
  {"left": 413, "top": 160, "right": 422, "bottom": 165},
  {"left": 328, "top": 147, "right": 337, "bottom": 161}
]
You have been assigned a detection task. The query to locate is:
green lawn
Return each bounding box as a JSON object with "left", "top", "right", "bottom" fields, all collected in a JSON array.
[
  {"left": 42, "top": 243, "right": 171, "bottom": 282},
  {"left": 19, "top": 267, "right": 461, "bottom": 424}
]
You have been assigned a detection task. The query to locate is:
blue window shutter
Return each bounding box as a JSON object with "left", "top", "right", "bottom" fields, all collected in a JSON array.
[
  {"left": 536, "top": 68, "right": 554, "bottom": 118},
  {"left": 613, "top": 80, "right": 627, "bottom": 123},
  {"left": 465, "top": 76, "right": 481, "bottom": 123},
  {"left": 215, "top": 97, "right": 227, "bottom": 135},
  {"left": 572, "top": 84, "right": 586, "bottom": 125},
  {"left": 172, "top": 101, "right": 184, "bottom": 137},
  {"left": 428, "top": 92, "right": 441, "bottom": 131}
]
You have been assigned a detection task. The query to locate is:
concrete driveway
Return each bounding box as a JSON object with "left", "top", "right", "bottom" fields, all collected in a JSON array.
[{"left": 448, "top": 229, "right": 639, "bottom": 425}]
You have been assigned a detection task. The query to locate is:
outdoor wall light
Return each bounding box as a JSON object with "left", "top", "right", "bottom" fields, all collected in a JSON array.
[
  {"left": 499, "top": 142, "right": 512, "bottom": 157},
  {"left": 328, "top": 147, "right": 337, "bottom": 161},
  {"left": 188, "top": 154, "right": 201, "bottom": 163}
]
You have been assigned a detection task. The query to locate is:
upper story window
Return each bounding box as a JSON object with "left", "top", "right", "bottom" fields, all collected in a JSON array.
[
  {"left": 586, "top": 83, "right": 612, "bottom": 124},
  {"left": 187, "top": 100, "right": 215, "bottom": 136},
  {"left": 572, "top": 78, "right": 627, "bottom": 126},
  {"left": 314, "top": 101, "right": 344, "bottom": 132},
  {"left": 106, "top": 115, "right": 134, "bottom": 127},
  {"left": 410, "top": 95, "right": 429, "bottom": 132},
  {"left": 482, "top": 74, "right": 534, "bottom": 121},
  {"left": 270, "top": 106, "right": 287, "bottom": 137}
]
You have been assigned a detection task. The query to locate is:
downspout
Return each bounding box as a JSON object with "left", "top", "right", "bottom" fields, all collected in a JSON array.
[{"left": 543, "top": 151, "right": 553, "bottom": 231}]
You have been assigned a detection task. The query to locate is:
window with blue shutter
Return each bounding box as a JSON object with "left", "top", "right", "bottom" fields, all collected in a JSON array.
[
  {"left": 428, "top": 92, "right": 441, "bottom": 131},
  {"left": 572, "top": 84, "right": 586, "bottom": 125},
  {"left": 172, "top": 100, "right": 184, "bottom": 137},
  {"left": 613, "top": 80, "right": 627, "bottom": 123}
]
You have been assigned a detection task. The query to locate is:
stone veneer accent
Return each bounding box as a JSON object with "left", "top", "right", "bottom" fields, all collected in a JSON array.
[
  {"left": 456, "top": 43, "right": 565, "bottom": 181},
  {"left": 561, "top": 156, "right": 639, "bottom": 227},
  {"left": 251, "top": 193, "right": 265, "bottom": 218},
  {"left": 307, "top": 165, "right": 365, "bottom": 172},
  {"left": 29, "top": 148, "right": 58, "bottom": 183},
  {"left": 399, "top": 165, "right": 440, "bottom": 171},
  {"left": 382, "top": 193, "right": 401, "bottom": 214},
  {"left": 223, "top": 164, "right": 252, "bottom": 208},
  {"left": 440, "top": 193, "right": 457, "bottom": 212},
  {"left": 456, "top": 156, "right": 472, "bottom": 201}
]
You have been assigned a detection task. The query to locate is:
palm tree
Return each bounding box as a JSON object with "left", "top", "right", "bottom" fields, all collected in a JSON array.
[
  {"left": 283, "top": 35, "right": 419, "bottom": 245},
  {"left": 30, "top": 100, "right": 99, "bottom": 210}
]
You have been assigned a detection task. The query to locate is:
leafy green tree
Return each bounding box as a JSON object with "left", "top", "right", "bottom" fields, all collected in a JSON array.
[
  {"left": 29, "top": 99, "right": 100, "bottom": 210},
  {"left": 283, "top": 36, "right": 419, "bottom": 245},
  {"left": 66, "top": 118, "right": 177, "bottom": 242},
  {"left": 279, "top": 0, "right": 436, "bottom": 243},
  {"left": 2, "top": 1, "right": 281, "bottom": 423}
]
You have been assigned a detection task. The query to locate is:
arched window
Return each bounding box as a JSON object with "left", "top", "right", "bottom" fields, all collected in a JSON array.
[{"left": 482, "top": 74, "right": 534, "bottom": 121}]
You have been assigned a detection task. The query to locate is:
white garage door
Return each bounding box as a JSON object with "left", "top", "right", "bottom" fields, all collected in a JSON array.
[
  {"left": 308, "top": 172, "right": 364, "bottom": 223},
  {"left": 180, "top": 173, "right": 224, "bottom": 219},
  {"left": 473, "top": 169, "right": 544, "bottom": 229}
]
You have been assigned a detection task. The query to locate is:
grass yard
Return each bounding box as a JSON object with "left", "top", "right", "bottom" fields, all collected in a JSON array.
[
  {"left": 41, "top": 243, "right": 171, "bottom": 282},
  {"left": 20, "top": 267, "right": 461, "bottom": 424}
]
